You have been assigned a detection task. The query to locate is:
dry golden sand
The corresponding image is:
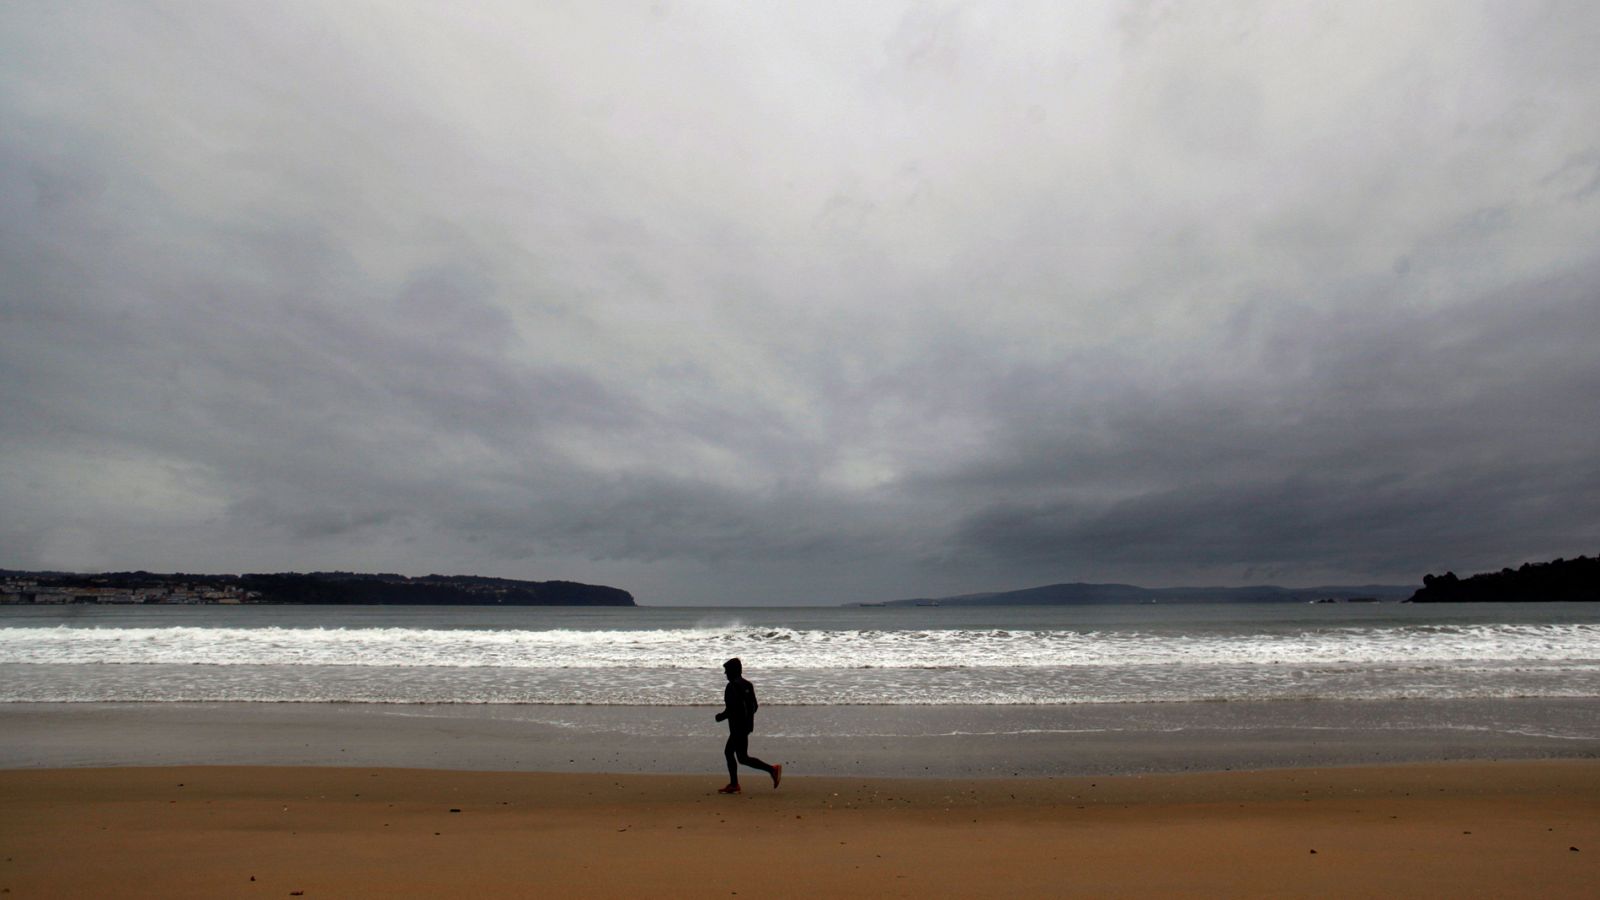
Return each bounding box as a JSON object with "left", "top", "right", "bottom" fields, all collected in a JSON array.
[{"left": 1, "top": 762, "right": 1596, "bottom": 898}]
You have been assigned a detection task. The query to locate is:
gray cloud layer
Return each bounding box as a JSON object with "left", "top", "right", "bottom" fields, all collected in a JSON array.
[{"left": 3, "top": 1, "right": 1598, "bottom": 603}]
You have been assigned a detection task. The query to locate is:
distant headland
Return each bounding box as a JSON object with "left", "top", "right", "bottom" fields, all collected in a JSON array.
[
  {"left": 0, "top": 570, "right": 635, "bottom": 607},
  {"left": 862, "top": 582, "right": 1417, "bottom": 607}
]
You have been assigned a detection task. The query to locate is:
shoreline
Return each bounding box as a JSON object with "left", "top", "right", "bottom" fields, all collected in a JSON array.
[
  {"left": 3, "top": 761, "right": 1596, "bottom": 897},
  {"left": 4, "top": 698, "right": 1596, "bottom": 777}
]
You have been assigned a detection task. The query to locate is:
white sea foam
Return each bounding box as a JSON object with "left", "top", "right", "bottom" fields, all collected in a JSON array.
[
  {"left": 1, "top": 623, "right": 1596, "bottom": 669},
  {"left": 4, "top": 618, "right": 1598, "bottom": 705}
]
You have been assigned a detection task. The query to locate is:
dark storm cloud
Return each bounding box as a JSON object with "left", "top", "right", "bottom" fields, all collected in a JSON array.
[
  {"left": 2, "top": 2, "right": 1598, "bottom": 603},
  {"left": 943, "top": 260, "right": 1600, "bottom": 580}
]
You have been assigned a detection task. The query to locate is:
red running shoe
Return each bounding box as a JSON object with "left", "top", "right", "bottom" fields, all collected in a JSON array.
[
  {"left": 771, "top": 764, "right": 783, "bottom": 789},
  {"left": 717, "top": 783, "right": 741, "bottom": 794}
]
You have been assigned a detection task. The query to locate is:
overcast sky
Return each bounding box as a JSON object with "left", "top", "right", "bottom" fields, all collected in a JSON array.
[{"left": 3, "top": 2, "right": 1598, "bottom": 604}]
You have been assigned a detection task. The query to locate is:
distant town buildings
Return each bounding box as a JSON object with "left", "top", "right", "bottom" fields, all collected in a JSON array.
[{"left": 0, "top": 577, "right": 254, "bottom": 605}]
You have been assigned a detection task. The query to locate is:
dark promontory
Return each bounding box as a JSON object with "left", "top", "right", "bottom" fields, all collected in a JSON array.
[{"left": 1407, "top": 555, "right": 1599, "bottom": 603}]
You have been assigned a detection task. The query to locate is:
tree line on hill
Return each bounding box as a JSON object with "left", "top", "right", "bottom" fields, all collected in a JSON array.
[
  {"left": 1408, "top": 555, "right": 1598, "bottom": 602},
  {"left": 238, "top": 572, "right": 635, "bottom": 606}
]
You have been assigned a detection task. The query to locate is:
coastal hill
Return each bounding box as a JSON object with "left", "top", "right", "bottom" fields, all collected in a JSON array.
[
  {"left": 1408, "top": 555, "right": 1598, "bottom": 602},
  {"left": 0, "top": 570, "right": 636, "bottom": 606},
  {"left": 870, "top": 582, "right": 1416, "bottom": 607}
]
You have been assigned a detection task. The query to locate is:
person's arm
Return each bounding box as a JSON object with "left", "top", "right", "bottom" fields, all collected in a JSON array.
[
  {"left": 745, "top": 682, "right": 759, "bottom": 717},
  {"left": 715, "top": 683, "right": 730, "bottom": 721}
]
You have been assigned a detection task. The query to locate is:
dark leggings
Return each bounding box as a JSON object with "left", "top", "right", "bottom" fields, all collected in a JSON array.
[{"left": 724, "top": 730, "right": 774, "bottom": 784}]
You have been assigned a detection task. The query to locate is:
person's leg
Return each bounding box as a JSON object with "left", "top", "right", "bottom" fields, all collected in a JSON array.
[
  {"left": 724, "top": 733, "right": 741, "bottom": 786},
  {"left": 734, "top": 739, "right": 775, "bottom": 777}
]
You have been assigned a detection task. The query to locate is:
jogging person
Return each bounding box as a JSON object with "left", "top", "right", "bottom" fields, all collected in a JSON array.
[{"left": 715, "top": 657, "right": 781, "bottom": 794}]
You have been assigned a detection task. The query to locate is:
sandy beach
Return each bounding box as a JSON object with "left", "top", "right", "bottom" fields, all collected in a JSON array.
[
  {"left": 3, "top": 670, "right": 1596, "bottom": 896},
  {"left": 2, "top": 761, "right": 1596, "bottom": 898}
]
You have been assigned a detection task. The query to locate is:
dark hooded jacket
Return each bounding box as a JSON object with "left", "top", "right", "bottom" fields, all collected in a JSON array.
[{"left": 722, "top": 675, "right": 758, "bottom": 735}]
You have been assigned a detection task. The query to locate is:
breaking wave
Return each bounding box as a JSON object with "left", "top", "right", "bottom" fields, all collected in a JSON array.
[{"left": 1, "top": 623, "right": 1596, "bottom": 669}]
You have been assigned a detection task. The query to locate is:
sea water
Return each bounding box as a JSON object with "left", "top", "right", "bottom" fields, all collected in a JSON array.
[{"left": 3, "top": 602, "right": 1597, "bottom": 708}]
